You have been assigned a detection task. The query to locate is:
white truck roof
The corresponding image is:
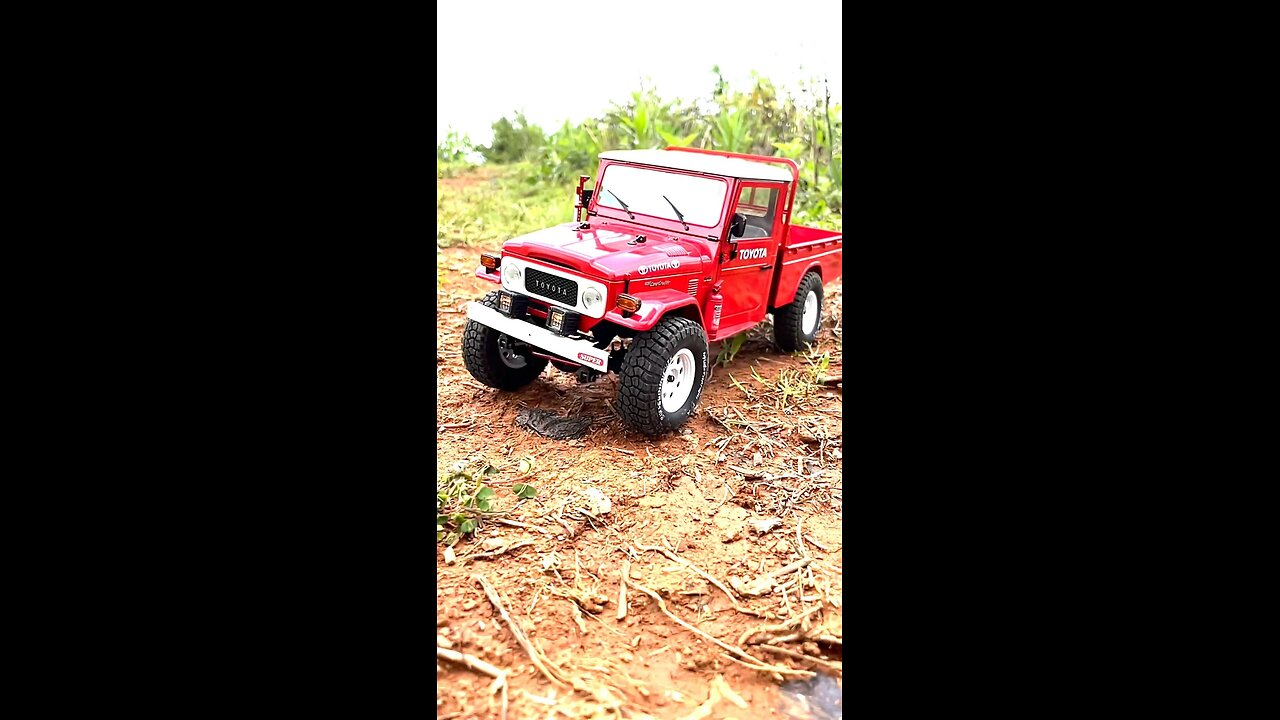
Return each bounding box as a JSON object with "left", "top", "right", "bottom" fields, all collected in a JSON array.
[{"left": 599, "top": 149, "right": 794, "bottom": 183}]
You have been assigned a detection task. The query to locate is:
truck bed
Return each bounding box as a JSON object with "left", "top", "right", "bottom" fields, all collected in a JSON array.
[{"left": 770, "top": 224, "right": 843, "bottom": 309}]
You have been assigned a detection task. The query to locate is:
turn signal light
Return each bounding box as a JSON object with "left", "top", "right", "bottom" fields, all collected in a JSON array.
[
  {"left": 617, "top": 294, "right": 642, "bottom": 313},
  {"left": 480, "top": 253, "right": 500, "bottom": 270}
]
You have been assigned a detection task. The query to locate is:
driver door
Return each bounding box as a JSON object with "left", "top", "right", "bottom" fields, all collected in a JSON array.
[{"left": 716, "top": 183, "right": 783, "bottom": 331}]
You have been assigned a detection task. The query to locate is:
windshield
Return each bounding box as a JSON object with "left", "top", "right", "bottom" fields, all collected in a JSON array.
[{"left": 595, "top": 165, "right": 727, "bottom": 228}]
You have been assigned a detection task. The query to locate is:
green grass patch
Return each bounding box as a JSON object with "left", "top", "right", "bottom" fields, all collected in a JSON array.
[{"left": 436, "top": 162, "right": 574, "bottom": 249}]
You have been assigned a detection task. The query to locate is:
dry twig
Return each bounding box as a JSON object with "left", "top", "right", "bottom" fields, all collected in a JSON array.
[
  {"left": 462, "top": 540, "right": 535, "bottom": 562},
  {"left": 635, "top": 540, "right": 763, "bottom": 617},
  {"left": 739, "top": 605, "right": 824, "bottom": 646},
  {"left": 623, "top": 578, "right": 810, "bottom": 676},
  {"left": 617, "top": 559, "right": 629, "bottom": 620},
  {"left": 735, "top": 557, "right": 813, "bottom": 596},
  {"left": 802, "top": 533, "right": 832, "bottom": 552},
  {"left": 473, "top": 574, "right": 570, "bottom": 687},
  {"left": 495, "top": 518, "right": 550, "bottom": 534},
  {"left": 436, "top": 646, "right": 509, "bottom": 720},
  {"left": 755, "top": 643, "right": 843, "bottom": 673}
]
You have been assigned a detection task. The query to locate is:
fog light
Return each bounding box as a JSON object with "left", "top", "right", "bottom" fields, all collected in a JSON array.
[
  {"left": 617, "top": 294, "right": 642, "bottom": 313},
  {"left": 547, "top": 307, "right": 580, "bottom": 335},
  {"left": 498, "top": 291, "right": 528, "bottom": 318}
]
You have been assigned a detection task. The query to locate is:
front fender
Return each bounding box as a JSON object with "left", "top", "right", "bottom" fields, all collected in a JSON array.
[{"left": 603, "top": 289, "right": 704, "bottom": 331}]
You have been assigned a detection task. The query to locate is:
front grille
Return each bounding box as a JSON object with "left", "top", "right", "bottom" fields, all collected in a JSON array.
[{"left": 524, "top": 267, "right": 578, "bottom": 307}]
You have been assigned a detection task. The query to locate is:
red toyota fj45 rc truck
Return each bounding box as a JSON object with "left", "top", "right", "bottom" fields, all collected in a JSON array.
[{"left": 462, "top": 147, "right": 842, "bottom": 436}]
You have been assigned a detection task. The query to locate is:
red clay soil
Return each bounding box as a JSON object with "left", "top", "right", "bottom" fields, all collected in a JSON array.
[{"left": 436, "top": 246, "right": 843, "bottom": 720}]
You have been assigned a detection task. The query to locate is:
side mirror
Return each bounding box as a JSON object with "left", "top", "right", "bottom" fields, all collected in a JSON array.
[{"left": 730, "top": 213, "right": 747, "bottom": 238}]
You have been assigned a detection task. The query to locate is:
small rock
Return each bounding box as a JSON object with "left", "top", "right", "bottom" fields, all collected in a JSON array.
[
  {"left": 620, "top": 651, "right": 634, "bottom": 663},
  {"left": 581, "top": 487, "right": 612, "bottom": 515},
  {"left": 774, "top": 539, "right": 790, "bottom": 553},
  {"left": 681, "top": 455, "right": 693, "bottom": 466},
  {"left": 750, "top": 517, "right": 783, "bottom": 534},
  {"left": 752, "top": 452, "right": 762, "bottom": 466},
  {"left": 443, "top": 546, "right": 457, "bottom": 564},
  {"left": 481, "top": 538, "right": 505, "bottom": 551},
  {"left": 721, "top": 527, "right": 742, "bottom": 543},
  {"left": 462, "top": 599, "right": 477, "bottom": 611}
]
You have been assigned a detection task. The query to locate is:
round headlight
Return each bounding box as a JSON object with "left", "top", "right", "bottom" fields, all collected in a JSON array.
[
  {"left": 505, "top": 262, "right": 522, "bottom": 284},
  {"left": 582, "top": 287, "right": 603, "bottom": 309}
]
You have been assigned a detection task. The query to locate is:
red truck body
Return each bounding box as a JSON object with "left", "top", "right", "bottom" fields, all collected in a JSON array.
[
  {"left": 474, "top": 147, "right": 842, "bottom": 342},
  {"left": 463, "top": 147, "right": 841, "bottom": 435}
]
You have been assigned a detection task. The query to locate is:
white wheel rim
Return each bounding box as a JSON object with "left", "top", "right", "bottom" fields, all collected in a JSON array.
[
  {"left": 803, "top": 291, "right": 819, "bottom": 334},
  {"left": 661, "top": 349, "right": 697, "bottom": 413}
]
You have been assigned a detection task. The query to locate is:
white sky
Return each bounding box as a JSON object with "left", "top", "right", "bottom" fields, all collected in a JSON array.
[{"left": 437, "top": 0, "right": 842, "bottom": 145}]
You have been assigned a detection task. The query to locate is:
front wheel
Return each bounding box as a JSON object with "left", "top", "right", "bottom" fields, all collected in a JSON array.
[
  {"left": 462, "top": 291, "right": 549, "bottom": 390},
  {"left": 616, "top": 316, "right": 709, "bottom": 436}
]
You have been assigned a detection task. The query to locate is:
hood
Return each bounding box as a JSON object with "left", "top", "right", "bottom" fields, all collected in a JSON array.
[{"left": 502, "top": 221, "right": 710, "bottom": 281}]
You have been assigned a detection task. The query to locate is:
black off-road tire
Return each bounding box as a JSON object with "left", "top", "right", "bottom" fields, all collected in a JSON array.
[
  {"left": 773, "top": 272, "right": 823, "bottom": 352},
  {"left": 616, "top": 316, "right": 709, "bottom": 436},
  {"left": 462, "top": 291, "right": 548, "bottom": 390}
]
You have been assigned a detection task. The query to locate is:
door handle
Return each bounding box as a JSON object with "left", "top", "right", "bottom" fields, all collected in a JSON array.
[{"left": 761, "top": 264, "right": 773, "bottom": 271}]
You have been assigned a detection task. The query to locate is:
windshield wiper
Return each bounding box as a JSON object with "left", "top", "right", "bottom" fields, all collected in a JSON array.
[
  {"left": 603, "top": 189, "right": 635, "bottom": 220},
  {"left": 662, "top": 195, "right": 689, "bottom": 231}
]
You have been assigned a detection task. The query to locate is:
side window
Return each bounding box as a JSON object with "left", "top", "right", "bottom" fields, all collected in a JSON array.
[{"left": 735, "top": 186, "right": 779, "bottom": 238}]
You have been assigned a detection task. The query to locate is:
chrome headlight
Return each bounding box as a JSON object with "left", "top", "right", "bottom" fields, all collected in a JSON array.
[
  {"left": 505, "top": 261, "right": 523, "bottom": 284},
  {"left": 582, "top": 287, "right": 603, "bottom": 310}
]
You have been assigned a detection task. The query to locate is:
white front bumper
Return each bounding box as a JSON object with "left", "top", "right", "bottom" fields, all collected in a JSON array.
[{"left": 465, "top": 302, "right": 610, "bottom": 370}]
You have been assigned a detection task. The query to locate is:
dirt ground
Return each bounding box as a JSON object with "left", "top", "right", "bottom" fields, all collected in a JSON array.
[{"left": 436, "top": 245, "right": 843, "bottom": 720}]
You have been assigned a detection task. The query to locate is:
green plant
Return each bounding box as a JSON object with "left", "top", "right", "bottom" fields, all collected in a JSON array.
[
  {"left": 480, "top": 112, "right": 546, "bottom": 164},
  {"left": 436, "top": 460, "right": 538, "bottom": 546},
  {"left": 436, "top": 461, "right": 497, "bottom": 545},
  {"left": 804, "top": 348, "right": 833, "bottom": 383},
  {"left": 716, "top": 332, "right": 748, "bottom": 367}
]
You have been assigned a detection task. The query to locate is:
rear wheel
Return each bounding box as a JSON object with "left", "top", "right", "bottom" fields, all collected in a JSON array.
[
  {"left": 616, "top": 316, "right": 709, "bottom": 436},
  {"left": 462, "top": 291, "right": 548, "bottom": 390},
  {"left": 773, "top": 272, "right": 823, "bottom": 352}
]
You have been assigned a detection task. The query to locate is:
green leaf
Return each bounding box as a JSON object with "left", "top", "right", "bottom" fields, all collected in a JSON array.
[
  {"left": 477, "top": 499, "right": 492, "bottom": 512},
  {"left": 475, "top": 487, "right": 495, "bottom": 501},
  {"left": 513, "top": 483, "right": 537, "bottom": 499},
  {"left": 459, "top": 518, "right": 477, "bottom": 535}
]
